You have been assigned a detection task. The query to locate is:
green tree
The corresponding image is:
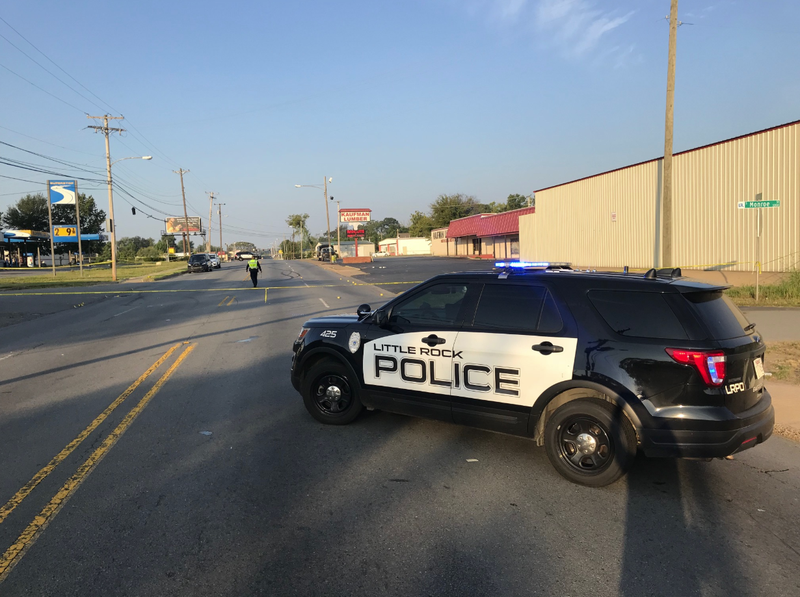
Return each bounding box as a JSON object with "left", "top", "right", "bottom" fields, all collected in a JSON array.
[
  {"left": 117, "top": 236, "right": 154, "bottom": 262},
  {"left": 287, "top": 213, "right": 310, "bottom": 257},
  {"left": 136, "top": 246, "right": 162, "bottom": 261},
  {"left": 2, "top": 192, "right": 107, "bottom": 255},
  {"left": 231, "top": 241, "right": 256, "bottom": 252},
  {"left": 2, "top": 194, "right": 50, "bottom": 231},
  {"left": 409, "top": 211, "right": 435, "bottom": 238},
  {"left": 155, "top": 235, "right": 178, "bottom": 253},
  {"left": 429, "top": 193, "right": 484, "bottom": 228},
  {"left": 505, "top": 193, "right": 529, "bottom": 211},
  {"left": 279, "top": 239, "right": 300, "bottom": 259}
]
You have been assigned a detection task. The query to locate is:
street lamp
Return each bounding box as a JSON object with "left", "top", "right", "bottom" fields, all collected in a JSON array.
[
  {"left": 295, "top": 177, "right": 332, "bottom": 260},
  {"left": 106, "top": 155, "right": 152, "bottom": 281}
]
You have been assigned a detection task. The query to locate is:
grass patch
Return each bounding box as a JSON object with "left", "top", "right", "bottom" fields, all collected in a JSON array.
[
  {"left": 0, "top": 262, "right": 186, "bottom": 290},
  {"left": 726, "top": 270, "right": 800, "bottom": 306},
  {"left": 765, "top": 341, "right": 800, "bottom": 384}
]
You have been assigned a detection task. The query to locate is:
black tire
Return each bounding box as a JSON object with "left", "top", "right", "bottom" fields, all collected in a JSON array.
[
  {"left": 301, "top": 359, "right": 363, "bottom": 425},
  {"left": 544, "top": 399, "right": 636, "bottom": 487}
]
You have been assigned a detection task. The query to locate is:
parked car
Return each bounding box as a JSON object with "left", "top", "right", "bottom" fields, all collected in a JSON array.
[
  {"left": 291, "top": 261, "right": 774, "bottom": 487},
  {"left": 372, "top": 251, "right": 389, "bottom": 258},
  {"left": 187, "top": 254, "right": 212, "bottom": 272},
  {"left": 318, "top": 247, "right": 337, "bottom": 262},
  {"left": 206, "top": 253, "right": 221, "bottom": 269}
]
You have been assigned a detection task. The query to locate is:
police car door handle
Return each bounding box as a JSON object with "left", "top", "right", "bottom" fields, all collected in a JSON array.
[
  {"left": 532, "top": 342, "right": 563, "bottom": 355},
  {"left": 422, "top": 334, "right": 446, "bottom": 347}
]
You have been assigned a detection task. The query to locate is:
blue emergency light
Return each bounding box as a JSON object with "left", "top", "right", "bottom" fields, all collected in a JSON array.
[{"left": 494, "top": 261, "right": 550, "bottom": 269}]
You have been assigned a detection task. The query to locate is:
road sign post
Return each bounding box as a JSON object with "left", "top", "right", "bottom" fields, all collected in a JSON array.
[{"left": 738, "top": 194, "right": 780, "bottom": 302}]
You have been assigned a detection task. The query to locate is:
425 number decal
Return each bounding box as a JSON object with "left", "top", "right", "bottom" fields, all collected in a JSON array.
[{"left": 320, "top": 330, "right": 337, "bottom": 338}]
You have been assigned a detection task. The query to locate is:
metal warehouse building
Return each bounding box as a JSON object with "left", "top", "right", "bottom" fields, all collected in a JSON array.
[{"left": 520, "top": 120, "right": 799, "bottom": 272}]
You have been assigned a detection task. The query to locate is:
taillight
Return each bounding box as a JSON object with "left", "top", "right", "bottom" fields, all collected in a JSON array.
[{"left": 666, "top": 348, "right": 727, "bottom": 386}]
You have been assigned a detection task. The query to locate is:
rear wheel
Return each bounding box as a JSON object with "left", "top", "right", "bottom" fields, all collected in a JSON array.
[
  {"left": 301, "top": 359, "right": 363, "bottom": 425},
  {"left": 544, "top": 399, "right": 636, "bottom": 487}
]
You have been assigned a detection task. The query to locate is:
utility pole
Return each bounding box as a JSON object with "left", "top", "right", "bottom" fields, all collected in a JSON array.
[
  {"left": 173, "top": 169, "right": 190, "bottom": 256},
  {"left": 661, "top": 0, "right": 679, "bottom": 267},
  {"left": 206, "top": 191, "right": 215, "bottom": 253},
  {"left": 217, "top": 202, "right": 226, "bottom": 259},
  {"left": 323, "top": 177, "right": 332, "bottom": 255},
  {"left": 87, "top": 115, "right": 125, "bottom": 281}
]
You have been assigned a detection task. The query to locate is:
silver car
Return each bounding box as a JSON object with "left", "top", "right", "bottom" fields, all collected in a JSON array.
[{"left": 206, "top": 254, "right": 221, "bottom": 269}]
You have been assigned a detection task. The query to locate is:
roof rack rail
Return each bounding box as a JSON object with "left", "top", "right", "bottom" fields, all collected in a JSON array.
[{"left": 644, "top": 267, "right": 682, "bottom": 280}]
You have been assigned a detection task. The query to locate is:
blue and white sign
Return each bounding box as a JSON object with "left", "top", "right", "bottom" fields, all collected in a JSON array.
[{"left": 48, "top": 180, "right": 77, "bottom": 205}]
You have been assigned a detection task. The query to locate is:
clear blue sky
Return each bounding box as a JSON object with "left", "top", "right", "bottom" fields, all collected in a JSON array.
[{"left": 1, "top": 0, "right": 797, "bottom": 248}]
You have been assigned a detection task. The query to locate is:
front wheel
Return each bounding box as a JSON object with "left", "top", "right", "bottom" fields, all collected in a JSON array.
[
  {"left": 301, "top": 359, "right": 363, "bottom": 425},
  {"left": 544, "top": 399, "right": 636, "bottom": 487}
]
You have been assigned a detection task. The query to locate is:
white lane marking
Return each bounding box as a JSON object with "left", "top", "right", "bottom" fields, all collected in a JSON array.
[
  {"left": 112, "top": 307, "right": 139, "bottom": 317},
  {"left": 0, "top": 353, "right": 15, "bottom": 361},
  {"left": 319, "top": 298, "right": 330, "bottom": 309},
  {"left": 304, "top": 282, "right": 310, "bottom": 287}
]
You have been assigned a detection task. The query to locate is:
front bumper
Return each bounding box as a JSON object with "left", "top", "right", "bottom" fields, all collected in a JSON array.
[{"left": 639, "top": 393, "right": 775, "bottom": 458}]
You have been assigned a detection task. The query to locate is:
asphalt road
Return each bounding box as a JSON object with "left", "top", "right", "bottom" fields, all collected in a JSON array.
[{"left": 0, "top": 259, "right": 798, "bottom": 596}]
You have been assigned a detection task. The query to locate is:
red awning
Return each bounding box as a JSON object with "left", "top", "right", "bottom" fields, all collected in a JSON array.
[{"left": 445, "top": 206, "right": 535, "bottom": 239}]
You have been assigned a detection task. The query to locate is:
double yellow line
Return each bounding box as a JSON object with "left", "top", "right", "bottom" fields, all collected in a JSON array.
[{"left": 0, "top": 342, "right": 196, "bottom": 582}]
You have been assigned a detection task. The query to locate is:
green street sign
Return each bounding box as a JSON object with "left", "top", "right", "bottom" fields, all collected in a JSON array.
[{"left": 738, "top": 200, "right": 780, "bottom": 209}]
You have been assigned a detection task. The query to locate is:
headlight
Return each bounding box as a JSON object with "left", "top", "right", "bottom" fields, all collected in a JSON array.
[{"left": 297, "top": 328, "right": 309, "bottom": 342}]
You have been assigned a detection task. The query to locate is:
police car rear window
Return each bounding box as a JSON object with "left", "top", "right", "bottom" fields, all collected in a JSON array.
[
  {"left": 589, "top": 290, "right": 688, "bottom": 340},
  {"left": 683, "top": 291, "right": 752, "bottom": 339},
  {"left": 472, "top": 285, "right": 563, "bottom": 333}
]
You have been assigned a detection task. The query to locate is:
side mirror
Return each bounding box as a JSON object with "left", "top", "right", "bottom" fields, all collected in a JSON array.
[
  {"left": 356, "top": 304, "right": 371, "bottom": 318},
  {"left": 373, "top": 309, "right": 388, "bottom": 328}
]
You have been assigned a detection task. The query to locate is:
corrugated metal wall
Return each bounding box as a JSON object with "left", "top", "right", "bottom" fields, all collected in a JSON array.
[{"left": 520, "top": 121, "right": 799, "bottom": 272}]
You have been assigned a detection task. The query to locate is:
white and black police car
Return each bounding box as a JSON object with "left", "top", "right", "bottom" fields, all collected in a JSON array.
[{"left": 290, "top": 262, "right": 774, "bottom": 486}]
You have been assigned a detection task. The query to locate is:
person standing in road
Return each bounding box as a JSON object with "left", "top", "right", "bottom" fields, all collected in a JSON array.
[{"left": 246, "top": 256, "right": 262, "bottom": 287}]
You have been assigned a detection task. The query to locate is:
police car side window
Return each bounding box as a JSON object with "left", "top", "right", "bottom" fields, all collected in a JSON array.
[
  {"left": 472, "top": 284, "right": 563, "bottom": 333},
  {"left": 389, "top": 284, "right": 468, "bottom": 325},
  {"left": 589, "top": 290, "right": 688, "bottom": 339}
]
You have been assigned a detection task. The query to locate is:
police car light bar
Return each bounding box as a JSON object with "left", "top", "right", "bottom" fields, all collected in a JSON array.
[{"left": 494, "top": 261, "right": 550, "bottom": 269}]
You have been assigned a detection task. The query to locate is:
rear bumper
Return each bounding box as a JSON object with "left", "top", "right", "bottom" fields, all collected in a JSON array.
[{"left": 639, "top": 394, "right": 775, "bottom": 458}]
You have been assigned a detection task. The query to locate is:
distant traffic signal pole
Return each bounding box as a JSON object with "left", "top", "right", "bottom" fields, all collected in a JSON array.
[{"left": 661, "top": 0, "right": 678, "bottom": 267}]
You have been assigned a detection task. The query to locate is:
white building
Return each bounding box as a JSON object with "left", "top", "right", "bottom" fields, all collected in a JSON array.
[{"left": 378, "top": 237, "right": 432, "bottom": 256}]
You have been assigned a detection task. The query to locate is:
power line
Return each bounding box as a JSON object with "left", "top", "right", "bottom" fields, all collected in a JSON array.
[
  {"left": 0, "top": 31, "right": 108, "bottom": 113},
  {"left": 0, "top": 61, "right": 87, "bottom": 114},
  {"left": 0, "top": 140, "right": 105, "bottom": 174},
  {"left": 0, "top": 15, "right": 120, "bottom": 115},
  {"left": 0, "top": 124, "right": 101, "bottom": 157}
]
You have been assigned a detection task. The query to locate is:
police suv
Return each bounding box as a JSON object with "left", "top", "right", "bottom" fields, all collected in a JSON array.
[{"left": 290, "top": 262, "right": 774, "bottom": 486}]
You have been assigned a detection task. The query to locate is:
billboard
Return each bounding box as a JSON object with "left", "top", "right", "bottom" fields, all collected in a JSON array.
[
  {"left": 346, "top": 229, "right": 366, "bottom": 238},
  {"left": 47, "top": 180, "right": 77, "bottom": 205},
  {"left": 165, "top": 217, "right": 202, "bottom": 233},
  {"left": 339, "top": 209, "right": 371, "bottom": 223}
]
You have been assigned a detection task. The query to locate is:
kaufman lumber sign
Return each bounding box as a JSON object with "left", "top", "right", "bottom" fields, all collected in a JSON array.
[
  {"left": 346, "top": 229, "right": 366, "bottom": 238},
  {"left": 339, "top": 209, "right": 371, "bottom": 223}
]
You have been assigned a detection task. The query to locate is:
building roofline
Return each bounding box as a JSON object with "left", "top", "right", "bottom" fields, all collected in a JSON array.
[{"left": 534, "top": 118, "right": 800, "bottom": 194}]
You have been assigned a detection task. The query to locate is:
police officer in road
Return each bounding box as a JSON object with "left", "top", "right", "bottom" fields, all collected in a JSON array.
[{"left": 246, "top": 256, "right": 262, "bottom": 287}]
